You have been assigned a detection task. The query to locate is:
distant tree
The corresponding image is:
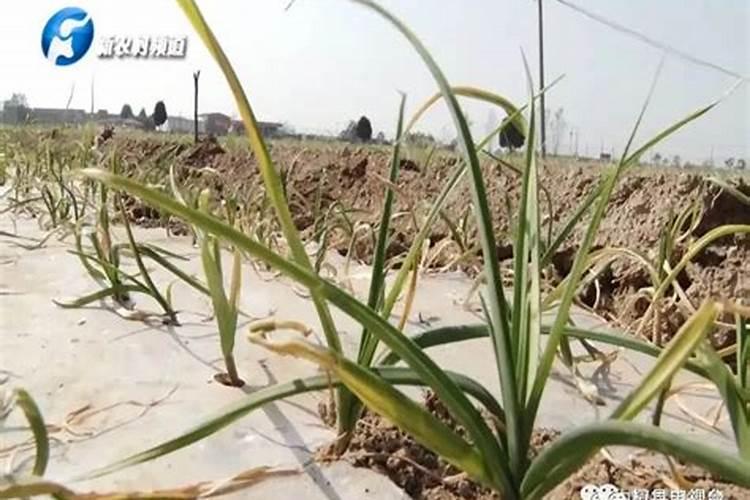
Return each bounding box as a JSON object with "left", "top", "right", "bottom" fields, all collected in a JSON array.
[
  {"left": 652, "top": 152, "right": 662, "bottom": 165},
  {"left": 120, "top": 104, "right": 134, "bottom": 120},
  {"left": 8, "top": 93, "right": 28, "bottom": 107},
  {"left": 737, "top": 158, "right": 746, "bottom": 170},
  {"left": 153, "top": 100, "right": 168, "bottom": 127},
  {"left": 339, "top": 120, "right": 357, "bottom": 141},
  {"left": 136, "top": 107, "right": 155, "bottom": 130},
  {"left": 2, "top": 93, "right": 30, "bottom": 123},
  {"left": 405, "top": 131, "right": 437, "bottom": 147},
  {"left": 672, "top": 155, "right": 681, "bottom": 168},
  {"left": 548, "top": 107, "right": 567, "bottom": 155},
  {"left": 355, "top": 116, "right": 372, "bottom": 142},
  {"left": 375, "top": 131, "right": 386, "bottom": 143},
  {"left": 484, "top": 110, "right": 499, "bottom": 142}
]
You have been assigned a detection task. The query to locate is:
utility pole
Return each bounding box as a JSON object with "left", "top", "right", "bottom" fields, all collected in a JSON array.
[
  {"left": 537, "top": 0, "right": 547, "bottom": 158},
  {"left": 193, "top": 70, "right": 201, "bottom": 143}
]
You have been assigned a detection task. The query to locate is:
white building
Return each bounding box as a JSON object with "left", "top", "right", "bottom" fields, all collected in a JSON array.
[{"left": 165, "top": 116, "right": 206, "bottom": 134}]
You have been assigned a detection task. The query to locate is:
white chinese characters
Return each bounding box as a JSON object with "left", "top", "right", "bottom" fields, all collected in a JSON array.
[
  {"left": 96, "top": 36, "right": 187, "bottom": 58},
  {"left": 580, "top": 484, "right": 724, "bottom": 500}
]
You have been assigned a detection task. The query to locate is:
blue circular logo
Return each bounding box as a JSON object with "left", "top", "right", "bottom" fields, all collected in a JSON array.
[{"left": 41, "top": 7, "right": 94, "bottom": 66}]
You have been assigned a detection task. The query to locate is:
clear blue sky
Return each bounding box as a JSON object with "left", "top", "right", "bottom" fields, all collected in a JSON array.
[{"left": 1, "top": 0, "right": 747, "bottom": 163}]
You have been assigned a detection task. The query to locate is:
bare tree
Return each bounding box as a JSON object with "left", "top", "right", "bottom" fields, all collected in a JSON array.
[
  {"left": 548, "top": 107, "right": 566, "bottom": 155},
  {"left": 339, "top": 120, "right": 356, "bottom": 141},
  {"left": 8, "top": 93, "right": 28, "bottom": 107},
  {"left": 65, "top": 83, "right": 76, "bottom": 110},
  {"left": 2, "top": 93, "right": 30, "bottom": 123}
]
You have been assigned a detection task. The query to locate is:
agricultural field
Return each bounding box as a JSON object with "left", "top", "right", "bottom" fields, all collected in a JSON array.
[
  {"left": 2, "top": 126, "right": 748, "bottom": 498},
  {"left": 114, "top": 131, "right": 750, "bottom": 347},
  {"left": 2, "top": 2, "right": 749, "bottom": 500}
]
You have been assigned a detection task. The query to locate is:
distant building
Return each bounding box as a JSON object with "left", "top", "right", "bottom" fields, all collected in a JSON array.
[
  {"left": 200, "top": 112, "right": 231, "bottom": 136},
  {"left": 29, "top": 108, "right": 87, "bottom": 125},
  {"left": 95, "top": 116, "right": 146, "bottom": 130},
  {"left": 230, "top": 119, "right": 284, "bottom": 138},
  {"left": 0, "top": 101, "right": 283, "bottom": 139},
  {"left": 0, "top": 105, "right": 90, "bottom": 126},
  {"left": 165, "top": 116, "right": 206, "bottom": 135},
  {"left": 87, "top": 108, "right": 147, "bottom": 129}
]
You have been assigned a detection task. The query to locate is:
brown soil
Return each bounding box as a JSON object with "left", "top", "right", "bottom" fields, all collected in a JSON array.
[
  {"left": 335, "top": 392, "right": 749, "bottom": 499},
  {"left": 105, "top": 135, "right": 749, "bottom": 344}
]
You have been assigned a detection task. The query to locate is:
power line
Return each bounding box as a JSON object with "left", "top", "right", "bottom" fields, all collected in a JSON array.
[{"left": 554, "top": 0, "right": 748, "bottom": 81}]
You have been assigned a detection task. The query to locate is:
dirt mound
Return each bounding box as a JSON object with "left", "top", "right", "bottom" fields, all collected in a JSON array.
[
  {"left": 339, "top": 393, "right": 749, "bottom": 499},
  {"left": 104, "top": 135, "right": 749, "bottom": 342},
  {"left": 182, "top": 136, "right": 226, "bottom": 166}
]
